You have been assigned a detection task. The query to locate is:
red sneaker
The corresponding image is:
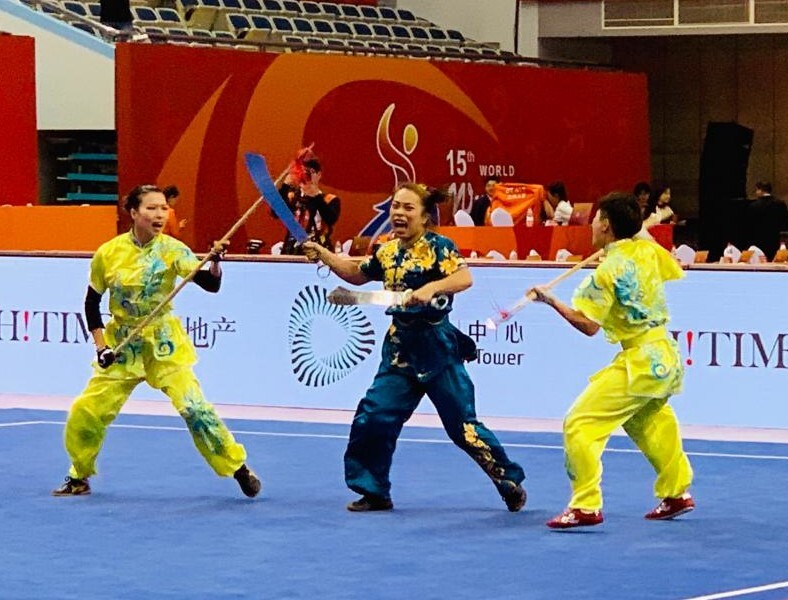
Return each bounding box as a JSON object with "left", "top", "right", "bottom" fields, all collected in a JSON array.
[
  {"left": 546, "top": 508, "right": 603, "bottom": 529},
  {"left": 645, "top": 495, "right": 695, "bottom": 520}
]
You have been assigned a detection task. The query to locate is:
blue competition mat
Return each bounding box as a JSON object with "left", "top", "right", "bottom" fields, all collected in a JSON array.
[{"left": 1, "top": 408, "right": 787, "bottom": 600}]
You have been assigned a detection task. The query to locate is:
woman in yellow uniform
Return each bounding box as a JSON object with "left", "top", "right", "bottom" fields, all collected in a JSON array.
[
  {"left": 52, "top": 185, "right": 260, "bottom": 498},
  {"left": 529, "top": 192, "right": 693, "bottom": 528}
]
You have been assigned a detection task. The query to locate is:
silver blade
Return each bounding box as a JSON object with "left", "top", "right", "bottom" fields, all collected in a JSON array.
[{"left": 327, "top": 286, "right": 408, "bottom": 307}]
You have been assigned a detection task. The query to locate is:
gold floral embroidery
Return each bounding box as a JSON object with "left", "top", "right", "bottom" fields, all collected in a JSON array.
[
  {"left": 384, "top": 270, "right": 397, "bottom": 289},
  {"left": 400, "top": 238, "right": 436, "bottom": 273},
  {"left": 462, "top": 423, "right": 505, "bottom": 480},
  {"left": 376, "top": 240, "right": 399, "bottom": 271},
  {"left": 438, "top": 250, "right": 463, "bottom": 276}
]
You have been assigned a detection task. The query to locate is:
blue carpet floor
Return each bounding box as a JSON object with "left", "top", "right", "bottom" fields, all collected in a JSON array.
[{"left": 1, "top": 408, "right": 787, "bottom": 600}]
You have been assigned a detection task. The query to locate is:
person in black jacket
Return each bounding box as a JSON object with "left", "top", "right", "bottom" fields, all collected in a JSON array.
[
  {"left": 469, "top": 177, "right": 499, "bottom": 226},
  {"left": 100, "top": 0, "right": 133, "bottom": 32},
  {"left": 745, "top": 181, "right": 788, "bottom": 260},
  {"left": 278, "top": 152, "right": 341, "bottom": 255}
]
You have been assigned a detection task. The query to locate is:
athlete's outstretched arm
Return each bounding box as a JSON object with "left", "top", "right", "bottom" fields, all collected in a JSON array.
[
  {"left": 529, "top": 285, "right": 600, "bottom": 337},
  {"left": 302, "top": 241, "right": 371, "bottom": 286}
]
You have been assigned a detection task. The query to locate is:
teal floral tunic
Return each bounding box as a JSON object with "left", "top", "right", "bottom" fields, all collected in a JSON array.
[{"left": 360, "top": 231, "right": 475, "bottom": 381}]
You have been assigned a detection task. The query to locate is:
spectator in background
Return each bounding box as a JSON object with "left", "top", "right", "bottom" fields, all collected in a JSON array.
[
  {"left": 470, "top": 177, "right": 499, "bottom": 226},
  {"left": 633, "top": 182, "right": 651, "bottom": 219},
  {"left": 632, "top": 181, "right": 655, "bottom": 240},
  {"left": 644, "top": 185, "right": 678, "bottom": 227},
  {"left": 162, "top": 185, "right": 187, "bottom": 239},
  {"left": 100, "top": 0, "right": 133, "bottom": 33},
  {"left": 278, "top": 150, "right": 340, "bottom": 255},
  {"left": 543, "top": 180, "right": 573, "bottom": 225},
  {"left": 745, "top": 181, "right": 788, "bottom": 260}
]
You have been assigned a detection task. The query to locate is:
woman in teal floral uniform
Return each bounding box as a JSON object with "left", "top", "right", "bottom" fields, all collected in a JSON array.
[
  {"left": 304, "top": 183, "right": 525, "bottom": 512},
  {"left": 53, "top": 185, "right": 260, "bottom": 498}
]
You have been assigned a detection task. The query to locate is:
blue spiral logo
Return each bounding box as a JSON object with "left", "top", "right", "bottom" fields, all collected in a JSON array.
[{"left": 288, "top": 285, "right": 376, "bottom": 387}]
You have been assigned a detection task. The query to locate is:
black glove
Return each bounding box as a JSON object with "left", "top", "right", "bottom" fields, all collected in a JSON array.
[
  {"left": 96, "top": 347, "right": 116, "bottom": 369},
  {"left": 209, "top": 244, "right": 227, "bottom": 263}
]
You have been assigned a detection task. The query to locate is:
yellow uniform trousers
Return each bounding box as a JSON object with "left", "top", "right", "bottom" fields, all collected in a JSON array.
[
  {"left": 563, "top": 328, "right": 693, "bottom": 510},
  {"left": 64, "top": 316, "right": 246, "bottom": 480}
]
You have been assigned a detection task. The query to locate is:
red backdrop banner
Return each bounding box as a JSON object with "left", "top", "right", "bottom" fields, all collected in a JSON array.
[
  {"left": 116, "top": 44, "right": 649, "bottom": 251},
  {"left": 0, "top": 35, "right": 38, "bottom": 205}
]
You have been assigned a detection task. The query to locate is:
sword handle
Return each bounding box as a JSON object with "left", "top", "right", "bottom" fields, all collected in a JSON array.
[{"left": 402, "top": 289, "right": 450, "bottom": 309}]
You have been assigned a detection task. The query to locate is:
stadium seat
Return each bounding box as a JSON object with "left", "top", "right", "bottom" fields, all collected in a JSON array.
[
  {"left": 377, "top": 6, "right": 397, "bottom": 22},
  {"left": 131, "top": 6, "right": 159, "bottom": 24},
  {"left": 280, "top": 0, "right": 301, "bottom": 15},
  {"left": 408, "top": 25, "right": 430, "bottom": 42},
  {"left": 673, "top": 244, "right": 696, "bottom": 266},
  {"left": 310, "top": 18, "right": 333, "bottom": 36},
  {"left": 338, "top": 4, "right": 361, "bottom": 20},
  {"left": 70, "top": 20, "right": 98, "bottom": 35},
  {"left": 166, "top": 26, "right": 191, "bottom": 37},
  {"left": 453, "top": 210, "right": 474, "bottom": 227},
  {"left": 40, "top": 1, "right": 59, "bottom": 15},
  {"left": 490, "top": 208, "right": 514, "bottom": 227},
  {"left": 389, "top": 24, "right": 411, "bottom": 40},
  {"left": 427, "top": 27, "right": 448, "bottom": 44},
  {"left": 250, "top": 13, "right": 273, "bottom": 28},
  {"left": 300, "top": 1, "right": 324, "bottom": 18},
  {"left": 332, "top": 20, "right": 353, "bottom": 37},
  {"left": 157, "top": 7, "right": 186, "bottom": 27},
  {"left": 212, "top": 29, "right": 236, "bottom": 40},
  {"left": 371, "top": 23, "right": 392, "bottom": 39},
  {"left": 446, "top": 29, "right": 465, "bottom": 44},
  {"left": 280, "top": 33, "right": 304, "bottom": 50},
  {"left": 440, "top": 44, "right": 462, "bottom": 59},
  {"left": 261, "top": 0, "right": 284, "bottom": 14},
  {"left": 271, "top": 15, "right": 295, "bottom": 35},
  {"left": 396, "top": 8, "right": 417, "bottom": 23},
  {"left": 143, "top": 25, "right": 167, "bottom": 35},
  {"left": 345, "top": 38, "right": 366, "bottom": 51},
  {"left": 304, "top": 35, "right": 327, "bottom": 48},
  {"left": 324, "top": 37, "right": 347, "bottom": 51},
  {"left": 359, "top": 5, "right": 380, "bottom": 21},
  {"left": 320, "top": 2, "right": 340, "bottom": 19},
  {"left": 225, "top": 12, "right": 252, "bottom": 36},
  {"left": 261, "top": 0, "right": 296, "bottom": 16},
  {"left": 240, "top": 0, "right": 263, "bottom": 11},
  {"left": 291, "top": 17, "right": 314, "bottom": 35},
  {"left": 62, "top": 1, "right": 88, "bottom": 17},
  {"left": 350, "top": 21, "right": 374, "bottom": 39},
  {"left": 244, "top": 13, "right": 273, "bottom": 41}
]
